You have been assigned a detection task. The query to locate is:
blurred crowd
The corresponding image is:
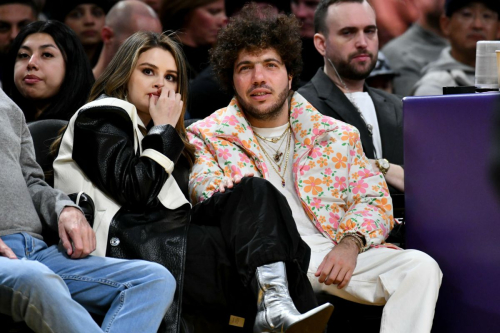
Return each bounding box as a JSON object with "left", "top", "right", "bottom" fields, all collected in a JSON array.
[{"left": 0, "top": 0, "right": 498, "bottom": 123}]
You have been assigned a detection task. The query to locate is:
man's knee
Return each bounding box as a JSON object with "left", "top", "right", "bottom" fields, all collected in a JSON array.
[
  {"left": 404, "top": 250, "right": 442, "bottom": 282},
  {"left": 236, "top": 176, "right": 281, "bottom": 196}
]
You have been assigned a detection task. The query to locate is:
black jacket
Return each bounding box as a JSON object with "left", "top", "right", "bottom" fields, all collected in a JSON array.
[
  {"left": 71, "top": 103, "right": 190, "bottom": 333},
  {"left": 298, "top": 68, "right": 404, "bottom": 165}
]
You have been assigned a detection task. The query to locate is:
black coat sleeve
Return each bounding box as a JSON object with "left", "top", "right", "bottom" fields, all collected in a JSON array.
[{"left": 72, "top": 105, "right": 185, "bottom": 209}]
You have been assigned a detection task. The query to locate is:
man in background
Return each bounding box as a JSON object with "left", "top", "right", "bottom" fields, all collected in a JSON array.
[
  {"left": 93, "top": 0, "right": 162, "bottom": 79},
  {"left": 382, "top": 0, "right": 448, "bottom": 96},
  {"left": 412, "top": 0, "right": 499, "bottom": 96},
  {"left": 299, "top": 0, "right": 404, "bottom": 193},
  {"left": 0, "top": 0, "right": 37, "bottom": 87}
]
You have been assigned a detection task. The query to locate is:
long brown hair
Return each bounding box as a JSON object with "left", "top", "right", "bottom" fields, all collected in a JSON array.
[{"left": 89, "top": 31, "right": 195, "bottom": 165}]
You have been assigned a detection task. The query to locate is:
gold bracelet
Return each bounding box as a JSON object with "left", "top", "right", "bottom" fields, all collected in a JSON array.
[{"left": 341, "top": 234, "right": 363, "bottom": 253}]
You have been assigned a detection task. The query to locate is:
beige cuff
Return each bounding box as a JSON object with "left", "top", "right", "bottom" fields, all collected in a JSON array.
[{"left": 142, "top": 149, "right": 174, "bottom": 174}]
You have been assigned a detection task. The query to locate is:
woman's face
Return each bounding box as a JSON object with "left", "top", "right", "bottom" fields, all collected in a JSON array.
[
  {"left": 14, "top": 32, "right": 66, "bottom": 102},
  {"left": 184, "top": 0, "right": 228, "bottom": 46},
  {"left": 64, "top": 4, "right": 105, "bottom": 46},
  {"left": 127, "top": 47, "right": 178, "bottom": 122}
]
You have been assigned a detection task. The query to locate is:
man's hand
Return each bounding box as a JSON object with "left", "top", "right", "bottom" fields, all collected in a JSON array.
[
  {"left": 219, "top": 172, "right": 255, "bottom": 192},
  {"left": 58, "top": 207, "right": 96, "bottom": 259},
  {"left": 0, "top": 238, "right": 17, "bottom": 259},
  {"left": 315, "top": 237, "right": 359, "bottom": 289}
]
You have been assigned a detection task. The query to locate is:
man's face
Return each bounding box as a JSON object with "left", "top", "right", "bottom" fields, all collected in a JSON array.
[
  {"left": 233, "top": 48, "right": 292, "bottom": 123},
  {"left": 319, "top": 1, "right": 378, "bottom": 81},
  {"left": 442, "top": 2, "right": 499, "bottom": 55},
  {"left": 291, "top": 0, "right": 319, "bottom": 38},
  {"left": 0, "top": 4, "right": 36, "bottom": 54}
]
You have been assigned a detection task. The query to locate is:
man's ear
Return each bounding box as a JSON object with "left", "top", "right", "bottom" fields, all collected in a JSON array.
[
  {"left": 101, "top": 26, "right": 114, "bottom": 44},
  {"left": 440, "top": 15, "right": 451, "bottom": 38},
  {"left": 288, "top": 74, "right": 292, "bottom": 89},
  {"left": 313, "top": 32, "right": 327, "bottom": 57}
]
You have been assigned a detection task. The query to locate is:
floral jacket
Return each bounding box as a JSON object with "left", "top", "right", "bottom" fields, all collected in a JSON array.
[{"left": 187, "top": 92, "right": 395, "bottom": 250}]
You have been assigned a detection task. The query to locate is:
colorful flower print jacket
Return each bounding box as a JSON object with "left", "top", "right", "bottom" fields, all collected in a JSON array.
[{"left": 187, "top": 92, "right": 395, "bottom": 251}]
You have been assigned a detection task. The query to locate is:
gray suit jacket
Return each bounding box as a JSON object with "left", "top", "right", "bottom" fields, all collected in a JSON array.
[{"left": 298, "top": 69, "right": 404, "bottom": 165}]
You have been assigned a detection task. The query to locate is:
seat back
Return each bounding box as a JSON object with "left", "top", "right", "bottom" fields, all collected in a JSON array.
[
  {"left": 404, "top": 92, "right": 500, "bottom": 332},
  {"left": 27, "top": 119, "right": 68, "bottom": 187}
]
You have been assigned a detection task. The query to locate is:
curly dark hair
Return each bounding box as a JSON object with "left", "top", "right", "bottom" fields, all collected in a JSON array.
[{"left": 210, "top": 3, "right": 302, "bottom": 94}]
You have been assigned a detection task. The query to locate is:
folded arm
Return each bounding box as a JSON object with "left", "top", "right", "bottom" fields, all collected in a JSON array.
[{"left": 72, "top": 106, "right": 185, "bottom": 208}]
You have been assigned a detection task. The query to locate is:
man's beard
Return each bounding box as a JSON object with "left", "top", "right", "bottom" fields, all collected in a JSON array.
[
  {"left": 235, "top": 84, "right": 290, "bottom": 121},
  {"left": 333, "top": 50, "right": 377, "bottom": 81}
]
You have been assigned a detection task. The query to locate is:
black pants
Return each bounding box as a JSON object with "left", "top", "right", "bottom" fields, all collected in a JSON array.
[{"left": 182, "top": 177, "right": 318, "bottom": 331}]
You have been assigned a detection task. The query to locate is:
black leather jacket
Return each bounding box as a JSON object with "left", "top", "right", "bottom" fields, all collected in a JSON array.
[{"left": 72, "top": 103, "right": 190, "bottom": 333}]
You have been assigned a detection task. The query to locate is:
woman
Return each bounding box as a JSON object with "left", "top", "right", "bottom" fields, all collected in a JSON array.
[
  {"left": 3, "top": 20, "right": 94, "bottom": 122},
  {"left": 161, "top": 0, "right": 227, "bottom": 79},
  {"left": 52, "top": 0, "right": 110, "bottom": 66},
  {"left": 53, "top": 31, "right": 331, "bottom": 333}
]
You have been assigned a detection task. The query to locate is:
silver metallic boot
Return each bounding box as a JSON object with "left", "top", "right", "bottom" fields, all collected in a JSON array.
[{"left": 253, "top": 262, "right": 334, "bottom": 333}]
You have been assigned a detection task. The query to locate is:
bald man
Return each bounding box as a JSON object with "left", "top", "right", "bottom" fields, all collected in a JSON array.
[{"left": 93, "top": 0, "right": 162, "bottom": 79}]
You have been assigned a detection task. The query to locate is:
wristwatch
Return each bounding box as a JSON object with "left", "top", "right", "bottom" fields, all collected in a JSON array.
[{"left": 375, "top": 158, "right": 390, "bottom": 176}]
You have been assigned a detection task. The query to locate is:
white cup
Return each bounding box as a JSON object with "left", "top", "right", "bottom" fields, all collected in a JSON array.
[
  {"left": 476, "top": 41, "right": 500, "bottom": 90},
  {"left": 496, "top": 50, "right": 500, "bottom": 91}
]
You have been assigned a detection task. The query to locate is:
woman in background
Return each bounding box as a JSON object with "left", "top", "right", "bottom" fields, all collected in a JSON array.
[
  {"left": 52, "top": 0, "right": 110, "bottom": 66},
  {"left": 3, "top": 20, "right": 94, "bottom": 122},
  {"left": 161, "top": 0, "right": 227, "bottom": 79}
]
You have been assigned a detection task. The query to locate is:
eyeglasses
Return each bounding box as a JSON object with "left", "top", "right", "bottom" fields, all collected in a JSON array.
[{"left": 454, "top": 8, "right": 498, "bottom": 25}]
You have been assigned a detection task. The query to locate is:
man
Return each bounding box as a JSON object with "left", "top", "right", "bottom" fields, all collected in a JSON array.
[
  {"left": 382, "top": 0, "right": 448, "bottom": 96},
  {"left": 188, "top": 4, "right": 442, "bottom": 332},
  {"left": 0, "top": 0, "right": 36, "bottom": 54},
  {"left": 290, "top": 0, "right": 324, "bottom": 83},
  {"left": 93, "top": 0, "right": 162, "bottom": 79},
  {"left": 0, "top": 0, "right": 37, "bottom": 86},
  {"left": 299, "top": 0, "right": 404, "bottom": 193},
  {"left": 0, "top": 89, "right": 173, "bottom": 332},
  {"left": 412, "top": 0, "right": 500, "bottom": 96}
]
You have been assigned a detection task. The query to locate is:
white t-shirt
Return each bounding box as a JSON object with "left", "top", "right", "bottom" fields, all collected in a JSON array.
[
  {"left": 252, "top": 124, "right": 329, "bottom": 248},
  {"left": 346, "top": 92, "right": 383, "bottom": 159}
]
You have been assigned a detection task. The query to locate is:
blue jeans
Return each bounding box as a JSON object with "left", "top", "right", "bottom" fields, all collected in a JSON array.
[{"left": 0, "top": 233, "right": 175, "bottom": 333}]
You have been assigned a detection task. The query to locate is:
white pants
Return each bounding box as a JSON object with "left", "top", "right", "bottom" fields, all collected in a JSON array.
[{"left": 304, "top": 236, "right": 442, "bottom": 333}]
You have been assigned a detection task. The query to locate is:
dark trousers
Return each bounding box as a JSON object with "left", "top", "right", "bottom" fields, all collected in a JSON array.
[{"left": 182, "top": 177, "right": 317, "bottom": 331}]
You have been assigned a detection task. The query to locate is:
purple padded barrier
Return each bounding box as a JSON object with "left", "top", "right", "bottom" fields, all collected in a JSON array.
[{"left": 404, "top": 92, "right": 500, "bottom": 332}]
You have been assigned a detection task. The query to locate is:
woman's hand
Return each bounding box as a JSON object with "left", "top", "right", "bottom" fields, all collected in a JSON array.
[{"left": 148, "top": 89, "right": 183, "bottom": 127}]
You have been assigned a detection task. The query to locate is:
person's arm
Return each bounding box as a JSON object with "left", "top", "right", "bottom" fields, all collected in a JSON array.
[
  {"left": 187, "top": 120, "right": 227, "bottom": 204},
  {"left": 369, "top": 160, "right": 405, "bottom": 192},
  {"left": 72, "top": 106, "right": 185, "bottom": 208},
  {"left": 315, "top": 127, "right": 394, "bottom": 288}
]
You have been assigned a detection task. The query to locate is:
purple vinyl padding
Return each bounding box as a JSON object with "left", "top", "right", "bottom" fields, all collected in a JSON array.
[{"left": 404, "top": 92, "right": 500, "bottom": 331}]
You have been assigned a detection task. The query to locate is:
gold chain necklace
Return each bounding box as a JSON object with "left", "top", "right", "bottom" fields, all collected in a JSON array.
[
  {"left": 256, "top": 127, "right": 290, "bottom": 163},
  {"left": 253, "top": 122, "right": 291, "bottom": 143},
  {"left": 257, "top": 130, "right": 292, "bottom": 187}
]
